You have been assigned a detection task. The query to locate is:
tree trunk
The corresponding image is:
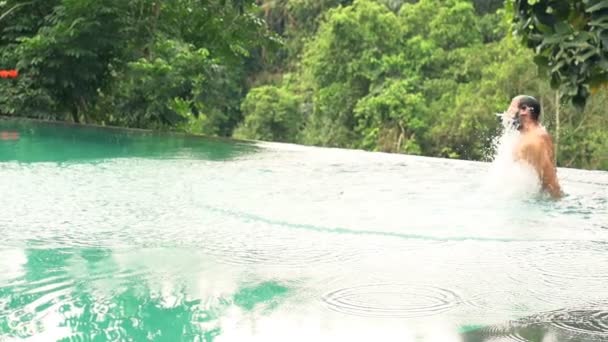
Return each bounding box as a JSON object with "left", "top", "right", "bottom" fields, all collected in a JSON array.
[
  {"left": 145, "top": 1, "right": 162, "bottom": 60},
  {"left": 396, "top": 123, "right": 405, "bottom": 152},
  {"left": 79, "top": 96, "right": 88, "bottom": 124},
  {"left": 555, "top": 90, "right": 560, "bottom": 165},
  {"left": 71, "top": 108, "right": 80, "bottom": 124}
]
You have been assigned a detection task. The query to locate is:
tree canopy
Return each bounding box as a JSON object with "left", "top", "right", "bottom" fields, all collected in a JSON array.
[
  {"left": 1, "top": 0, "right": 607, "bottom": 170},
  {"left": 509, "top": 0, "right": 608, "bottom": 108}
]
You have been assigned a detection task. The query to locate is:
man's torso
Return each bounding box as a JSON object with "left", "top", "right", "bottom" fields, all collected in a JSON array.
[{"left": 513, "top": 127, "right": 561, "bottom": 198}]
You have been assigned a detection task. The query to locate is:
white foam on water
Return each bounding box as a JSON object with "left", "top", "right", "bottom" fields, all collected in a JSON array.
[
  {"left": 481, "top": 124, "right": 541, "bottom": 201},
  {"left": 214, "top": 305, "right": 464, "bottom": 342},
  {"left": 0, "top": 248, "right": 26, "bottom": 283}
]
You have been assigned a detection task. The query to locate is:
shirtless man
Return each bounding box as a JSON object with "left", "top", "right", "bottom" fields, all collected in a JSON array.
[{"left": 505, "top": 95, "right": 563, "bottom": 199}]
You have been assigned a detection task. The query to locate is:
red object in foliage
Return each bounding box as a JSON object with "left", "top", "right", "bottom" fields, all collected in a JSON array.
[
  {"left": 0, "top": 131, "right": 20, "bottom": 140},
  {"left": 0, "top": 69, "right": 19, "bottom": 79}
]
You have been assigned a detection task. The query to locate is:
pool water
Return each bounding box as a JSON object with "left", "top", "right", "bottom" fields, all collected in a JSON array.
[{"left": 1, "top": 118, "right": 607, "bottom": 341}]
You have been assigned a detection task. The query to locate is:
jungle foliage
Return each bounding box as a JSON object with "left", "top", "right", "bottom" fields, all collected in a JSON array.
[{"left": 1, "top": 0, "right": 606, "bottom": 169}]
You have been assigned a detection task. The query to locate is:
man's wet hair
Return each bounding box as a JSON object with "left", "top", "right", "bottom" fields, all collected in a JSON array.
[{"left": 517, "top": 95, "right": 541, "bottom": 121}]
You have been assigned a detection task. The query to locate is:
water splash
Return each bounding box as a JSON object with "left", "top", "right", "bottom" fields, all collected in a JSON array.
[{"left": 481, "top": 116, "right": 541, "bottom": 199}]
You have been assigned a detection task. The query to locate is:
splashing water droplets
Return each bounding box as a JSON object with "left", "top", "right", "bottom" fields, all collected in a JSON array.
[{"left": 481, "top": 117, "right": 541, "bottom": 199}]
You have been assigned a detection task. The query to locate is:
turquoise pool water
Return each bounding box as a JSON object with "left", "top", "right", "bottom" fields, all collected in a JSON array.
[{"left": 0, "top": 118, "right": 607, "bottom": 341}]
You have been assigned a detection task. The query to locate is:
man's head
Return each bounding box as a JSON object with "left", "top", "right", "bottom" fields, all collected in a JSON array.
[
  {"left": 515, "top": 95, "right": 541, "bottom": 121},
  {"left": 505, "top": 95, "right": 541, "bottom": 130}
]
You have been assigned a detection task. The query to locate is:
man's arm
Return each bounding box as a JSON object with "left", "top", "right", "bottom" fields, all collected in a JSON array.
[
  {"left": 538, "top": 136, "right": 562, "bottom": 199},
  {"left": 519, "top": 136, "right": 562, "bottom": 199},
  {"left": 540, "top": 156, "right": 562, "bottom": 199}
]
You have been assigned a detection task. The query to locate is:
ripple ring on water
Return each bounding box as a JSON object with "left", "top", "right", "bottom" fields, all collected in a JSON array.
[
  {"left": 547, "top": 309, "right": 608, "bottom": 336},
  {"left": 509, "top": 242, "right": 608, "bottom": 284},
  {"left": 321, "top": 283, "right": 462, "bottom": 318}
]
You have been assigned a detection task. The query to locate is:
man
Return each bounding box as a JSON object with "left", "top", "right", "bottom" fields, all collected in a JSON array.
[{"left": 505, "top": 95, "right": 563, "bottom": 199}]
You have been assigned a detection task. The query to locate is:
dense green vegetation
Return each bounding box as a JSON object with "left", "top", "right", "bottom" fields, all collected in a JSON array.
[
  {"left": 1, "top": 0, "right": 606, "bottom": 170},
  {"left": 510, "top": 0, "right": 608, "bottom": 109}
]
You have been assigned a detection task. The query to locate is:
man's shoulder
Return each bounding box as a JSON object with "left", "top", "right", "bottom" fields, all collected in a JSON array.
[
  {"left": 528, "top": 127, "right": 553, "bottom": 145},
  {"left": 529, "top": 128, "right": 556, "bottom": 160},
  {"left": 537, "top": 129, "right": 554, "bottom": 146},
  {"left": 520, "top": 128, "right": 552, "bottom": 153}
]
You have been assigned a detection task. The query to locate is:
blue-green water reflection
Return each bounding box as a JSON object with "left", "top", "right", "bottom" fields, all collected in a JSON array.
[{"left": 1, "top": 118, "right": 607, "bottom": 341}]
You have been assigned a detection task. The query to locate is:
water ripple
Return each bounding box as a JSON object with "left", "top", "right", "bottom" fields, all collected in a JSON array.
[
  {"left": 200, "top": 226, "right": 361, "bottom": 267},
  {"left": 512, "top": 241, "right": 608, "bottom": 285},
  {"left": 462, "top": 324, "right": 549, "bottom": 342},
  {"left": 203, "top": 205, "right": 585, "bottom": 243},
  {"left": 547, "top": 309, "right": 608, "bottom": 337},
  {"left": 514, "top": 309, "right": 608, "bottom": 337},
  {"left": 321, "top": 283, "right": 462, "bottom": 318},
  {"left": 463, "top": 290, "right": 544, "bottom": 316}
]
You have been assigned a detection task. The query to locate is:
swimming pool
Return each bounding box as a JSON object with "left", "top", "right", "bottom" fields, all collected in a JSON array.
[{"left": 1, "top": 118, "right": 607, "bottom": 341}]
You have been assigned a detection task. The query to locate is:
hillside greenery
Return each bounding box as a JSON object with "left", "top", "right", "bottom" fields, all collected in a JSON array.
[{"left": 1, "top": 0, "right": 606, "bottom": 170}]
